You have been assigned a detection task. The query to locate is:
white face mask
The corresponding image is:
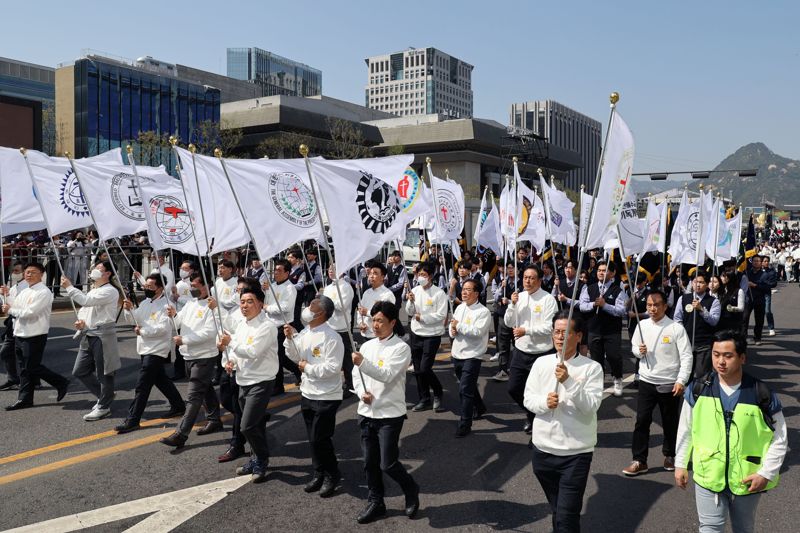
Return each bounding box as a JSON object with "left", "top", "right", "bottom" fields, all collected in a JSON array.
[
  {"left": 179, "top": 269, "right": 190, "bottom": 280},
  {"left": 90, "top": 269, "right": 104, "bottom": 281},
  {"left": 416, "top": 276, "right": 429, "bottom": 287},
  {"left": 10, "top": 273, "right": 23, "bottom": 283},
  {"left": 300, "top": 307, "right": 318, "bottom": 325}
]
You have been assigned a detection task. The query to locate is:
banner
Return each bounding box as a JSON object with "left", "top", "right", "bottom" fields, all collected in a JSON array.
[
  {"left": 605, "top": 183, "right": 642, "bottom": 253},
  {"left": 476, "top": 201, "right": 503, "bottom": 255},
  {"left": 578, "top": 190, "right": 593, "bottom": 248},
  {"left": 428, "top": 170, "right": 465, "bottom": 244},
  {"left": 668, "top": 190, "right": 701, "bottom": 265},
  {"left": 0, "top": 147, "right": 45, "bottom": 226},
  {"left": 539, "top": 176, "right": 576, "bottom": 246},
  {"left": 641, "top": 199, "right": 668, "bottom": 254},
  {"left": 515, "top": 173, "right": 546, "bottom": 253},
  {"left": 499, "top": 179, "right": 516, "bottom": 250},
  {"left": 473, "top": 187, "right": 490, "bottom": 245},
  {"left": 139, "top": 175, "right": 203, "bottom": 256}
]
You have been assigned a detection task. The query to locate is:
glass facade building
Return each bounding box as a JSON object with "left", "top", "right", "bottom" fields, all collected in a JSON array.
[
  {"left": 71, "top": 57, "right": 220, "bottom": 158},
  {"left": 0, "top": 57, "right": 55, "bottom": 103},
  {"left": 226, "top": 48, "right": 321, "bottom": 97}
]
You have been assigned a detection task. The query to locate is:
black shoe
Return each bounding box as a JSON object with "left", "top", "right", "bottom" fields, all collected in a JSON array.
[
  {"left": 5, "top": 400, "right": 33, "bottom": 411},
  {"left": 404, "top": 483, "right": 420, "bottom": 518},
  {"left": 251, "top": 460, "right": 269, "bottom": 484},
  {"left": 165, "top": 406, "right": 186, "bottom": 418},
  {"left": 218, "top": 446, "right": 246, "bottom": 463},
  {"left": 455, "top": 426, "right": 471, "bottom": 438},
  {"left": 114, "top": 420, "right": 140, "bottom": 434},
  {"left": 523, "top": 421, "right": 533, "bottom": 434},
  {"left": 432, "top": 396, "right": 443, "bottom": 412},
  {"left": 196, "top": 420, "right": 223, "bottom": 436},
  {"left": 303, "top": 473, "right": 325, "bottom": 493},
  {"left": 170, "top": 374, "right": 186, "bottom": 382},
  {"left": 56, "top": 381, "right": 70, "bottom": 402},
  {"left": 411, "top": 401, "right": 432, "bottom": 412},
  {"left": 342, "top": 389, "right": 355, "bottom": 400},
  {"left": 356, "top": 501, "right": 387, "bottom": 524},
  {"left": 0, "top": 380, "right": 20, "bottom": 391},
  {"left": 159, "top": 432, "right": 187, "bottom": 449},
  {"left": 319, "top": 472, "right": 341, "bottom": 498},
  {"left": 473, "top": 405, "right": 487, "bottom": 420}
]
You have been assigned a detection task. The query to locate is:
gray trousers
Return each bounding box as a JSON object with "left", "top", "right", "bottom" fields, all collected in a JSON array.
[
  {"left": 239, "top": 380, "right": 274, "bottom": 464},
  {"left": 178, "top": 358, "right": 221, "bottom": 437},
  {"left": 72, "top": 336, "right": 115, "bottom": 409},
  {"left": 695, "top": 484, "right": 762, "bottom": 533}
]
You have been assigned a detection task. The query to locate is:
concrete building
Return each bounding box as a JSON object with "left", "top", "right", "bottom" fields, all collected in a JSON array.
[
  {"left": 227, "top": 47, "right": 321, "bottom": 97},
  {"left": 0, "top": 57, "right": 55, "bottom": 150},
  {"left": 365, "top": 48, "right": 473, "bottom": 118},
  {"left": 509, "top": 100, "right": 601, "bottom": 192}
]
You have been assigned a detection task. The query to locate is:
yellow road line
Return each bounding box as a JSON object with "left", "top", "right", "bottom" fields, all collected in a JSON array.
[{"left": 0, "top": 385, "right": 299, "bottom": 467}]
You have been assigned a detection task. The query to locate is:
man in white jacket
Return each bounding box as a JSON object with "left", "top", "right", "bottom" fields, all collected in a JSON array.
[
  {"left": 523, "top": 310, "right": 604, "bottom": 532},
  {"left": 169, "top": 260, "right": 197, "bottom": 380},
  {"left": 115, "top": 274, "right": 185, "bottom": 433},
  {"left": 160, "top": 272, "right": 223, "bottom": 448},
  {"left": 284, "top": 295, "right": 344, "bottom": 497},
  {"left": 263, "top": 258, "right": 300, "bottom": 395},
  {"left": 352, "top": 301, "right": 419, "bottom": 524},
  {"left": 449, "top": 278, "right": 491, "bottom": 437},
  {"left": 321, "top": 264, "right": 355, "bottom": 397},
  {"left": 357, "top": 262, "right": 395, "bottom": 340}
]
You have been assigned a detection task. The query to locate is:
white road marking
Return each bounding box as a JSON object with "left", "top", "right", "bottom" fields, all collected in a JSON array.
[{"left": 4, "top": 476, "right": 251, "bottom": 533}]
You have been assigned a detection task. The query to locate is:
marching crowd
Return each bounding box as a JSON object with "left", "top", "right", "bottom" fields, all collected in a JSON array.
[{"left": 0, "top": 233, "right": 791, "bottom": 532}]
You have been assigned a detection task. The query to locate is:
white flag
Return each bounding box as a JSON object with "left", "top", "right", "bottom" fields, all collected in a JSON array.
[
  {"left": 221, "top": 157, "right": 326, "bottom": 261},
  {"left": 174, "top": 147, "right": 250, "bottom": 254},
  {"left": 515, "top": 174, "right": 546, "bottom": 253},
  {"left": 473, "top": 187, "right": 490, "bottom": 244},
  {"left": 499, "top": 180, "right": 516, "bottom": 250},
  {"left": 704, "top": 198, "right": 734, "bottom": 263},
  {"left": 584, "top": 112, "right": 635, "bottom": 249},
  {"left": 641, "top": 199, "right": 668, "bottom": 254},
  {"left": 428, "top": 171, "right": 465, "bottom": 244},
  {"left": 70, "top": 160, "right": 172, "bottom": 241},
  {"left": 27, "top": 149, "right": 123, "bottom": 236},
  {"left": 539, "top": 176, "right": 576, "bottom": 246},
  {"left": 139, "top": 175, "right": 203, "bottom": 256},
  {"left": 578, "top": 190, "right": 593, "bottom": 248},
  {"left": 0, "top": 147, "right": 45, "bottom": 226},
  {"left": 606, "top": 184, "right": 643, "bottom": 254},
  {"left": 668, "top": 190, "right": 701, "bottom": 265},
  {"left": 697, "top": 190, "right": 714, "bottom": 264},
  {"left": 725, "top": 213, "right": 742, "bottom": 262},
  {"left": 476, "top": 201, "right": 503, "bottom": 255},
  {"left": 311, "top": 155, "right": 413, "bottom": 276}
]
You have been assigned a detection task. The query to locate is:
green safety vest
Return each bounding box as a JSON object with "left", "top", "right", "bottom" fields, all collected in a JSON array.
[{"left": 690, "top": 374, "right": 779, "bottom": 496}]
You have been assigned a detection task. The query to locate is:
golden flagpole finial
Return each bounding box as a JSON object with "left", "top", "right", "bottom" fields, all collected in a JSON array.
[
  {"left": 580, "top": 184, "right": 585, "bottom": 191},
  {"left": 64, "top": 151, "right": 71, "bottom": 159},
  {"left": 425, "top": 157, "right": 432, "bottom": 164},
  {"left": 188, "top": 144, "right": 196, "bottom": 154},
  {"left": 610, "top": 92, "right": 620, "bottom": 105},
  {"left": 174, "top": 165, "right": 180, "bottom": 173},
  {"left": 19, "top": 147, "right": 26, "bottom": 155},
  {"left": 699, "top": 183, "right": 704, "bottom": 191},
  {"left": 512, "top": 156, "right": 518, "bottom": 163},
  {"left": 126, "top": 145, "right": 133, "bottom": 155},
  {"left": 299, "top": 144, "right": 309, "bottom": 157},
  {"left": 445, "top": 169, "right": 449, "bottom": 178},
  {"left": 168, "top": 136, "right": 177, "bottom": 146},
  {"left": 536, "top": 167, "right": 543, "bottom": 175},
  {"left": 214, "top": 148, "right": 222, "bottom": 158}
]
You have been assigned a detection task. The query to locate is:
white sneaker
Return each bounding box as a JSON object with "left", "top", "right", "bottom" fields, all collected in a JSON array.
[
  {"left": 492, "top": 370, "right": 509, "bottom": 382},
  {"left": 769, "top": 329, "right": 776, "bottom": 336},
  {"left": 83, "top": 407, "right": 111, "bottom": 421},
  {"left": 489, "top": 336, "right": 497, "bottom": 343},
  {"left": 489, "top": 353, "right": 500, "bottom": 362},
  {"left": 613, "top": 379, "right": 623, "bottom": 397}
]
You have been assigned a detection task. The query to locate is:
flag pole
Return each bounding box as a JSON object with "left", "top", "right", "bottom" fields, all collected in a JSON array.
[
  {"left": 65, "top": 153, "right": 137, "bottom": 326},
  {"left": 542, "top": 171, "right": 562, "bottom": 286},
  {"left": 512, "top": 158, "right": 521, "bottom": 329},
  {"left": 558, "top": 92, "right": 620, "bottom": 366},
  {"left": 426, "top": 157, "right": 454, "bottom": 317},
  {"left": 712, "top": 192, "right": 722, "bottom": 277},
  {"left": 20, "top": 150, "right": 79, "bottom": 317}
]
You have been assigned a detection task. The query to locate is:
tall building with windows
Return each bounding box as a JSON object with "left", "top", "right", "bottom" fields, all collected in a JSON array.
[
  {"left": 365, "top": 47, "right": 473, "bottom": 118},
  {"left": 55, "top": 52, "right": 220, "bottom": 159},
  {"left": 226, "top": 47, "right": 321, "bottom": 97},
  {"left": 0, "top": 57, "right": 55, "bottom": 150},
  {"left": 509, "top": 100, "right": 601, "bottom": 192}
]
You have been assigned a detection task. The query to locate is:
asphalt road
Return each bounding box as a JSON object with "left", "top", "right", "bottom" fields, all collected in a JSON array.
[{"left": 0, "top": 285, "right": 798, "bottom": 532}]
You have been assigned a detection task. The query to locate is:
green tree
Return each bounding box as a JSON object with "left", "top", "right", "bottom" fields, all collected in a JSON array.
[{"left": 325, "top": 117, "right": 372, "bottom": 160}]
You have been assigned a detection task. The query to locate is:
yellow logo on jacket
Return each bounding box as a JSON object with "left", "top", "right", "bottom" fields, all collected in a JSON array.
[
  {"left": 196, "top": 310, "right": 204, "bottom": 318},
  {"left": 246, "top": 336, "right": 254, "bottom": 345},
  {"left": 312, "top": 346, "right": 321, "bottom": 358},
  {"left": 534, "top": 305, "right": 542, "bottom": 313},
  {"left": 149, "top": 313, "right": 157, "bottom": 321},
  {"left": 377, "top": 359, "right": 384, "bottom": 368},
  {"left": 662, "top": 336, "right": 672, "bottom": 344},
  {"left": 426, "top": 299, "right": 433, "bottom": 306}
]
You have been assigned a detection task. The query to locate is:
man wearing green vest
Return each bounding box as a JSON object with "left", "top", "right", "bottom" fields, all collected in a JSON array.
[{"left": 674, "top": 330, "right": 787, "bottom": 533}]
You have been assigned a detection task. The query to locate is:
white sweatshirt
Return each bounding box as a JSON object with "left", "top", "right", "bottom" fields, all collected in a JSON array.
[
  {"left": 174, "top": 279, "right": 193, "bottom": 311},
  {"left": 213, "top": 276, "right": 240, "bottom": 318},
  {"left": 322, "top": 279, "right": 354, "bottom": 332},
  {"left": 68, "top": 284, "right": 119, "bottom": 331},
  {"left": 173, "top": 298, "right": 219, "bottom": 360},
  {"left": 9, "top": 282, "right": 53, "bottom": 338},
  {"left": 630, "top": 316, "right": 693, "bottom": 386},
  {"left": 264, "top": 279, "right": 297, "bottom": 327},
  {"left": 132, "top": 294, "right": 172, "bottom": 357},
  {"left": 358, "top": 285, "right": 395, "bottom": 338},
  {"left": 504, "top": 288, "right": 557, "bottom": 354},
  {"left": 449, "top": 301, "right": 491, "bottom": 360},
  {"left": 285, "top": 322, "right": 344, "bottom": 400},
  {"left": 225, "top": 313, "right": 279, "bottom": 386},
  {"left": 523, "top": 353, "right": 604, "bottom": 456},
  {"left": 405, "top": 283, "right": 448, "bottom": 337},
  {"left": 353, "top": 334, "right": 411, "bottom": 419}
]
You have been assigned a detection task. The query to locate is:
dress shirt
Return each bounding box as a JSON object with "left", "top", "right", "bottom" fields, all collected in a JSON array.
[
  {"left": 358, "top": 285, "right": 395, "bottom": 338},
  {"left": 285, "top": 322, "right": 344, "bottom": 400},
  {"left": 173, "top": 298, "right": 219, "bottom": 360},
  {"left": 405, "top": 283, "right": 448, "bottom": 337},
  {"left": 68, "top": 284, "right": 119, "bottom": 331},
  {"left": 578, "top": 282, "right": 629, "bottom": 316},
  {"left": 503, "top": 288, "right": 558, "bottom": 354},
  {"left": 322, "top": 279, "right": 354, "bottom": 332},
  {"left": 630, "top": 316, "right": 693, "bottom": 386},
  {"left": 264, "top": 279, "right": 296, "bottom": 327},
  {"left": 524, "top": 353, "right": 604, "bottom": 456},
  {"left": 132, "top": 294, "right": 172, "bottom": 357},
  {"left": 9, "top": 282, "right": 53, "bottom": 337},
  {"left": 226, "top": 312, "right": 279, "bottom": 386},
  {"left": 673, "top": 291, "right": 721, "bottom": 327},
  {"left": 353, "top": 334, "right": 411, "bottom": 419},
  {"left": 449, "top": 301, "right": 491, "bottom": 360}
]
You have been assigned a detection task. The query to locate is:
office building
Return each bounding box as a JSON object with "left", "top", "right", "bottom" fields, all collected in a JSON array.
[
  {"left": 0, "top": 57, "right": 55, "bottom": 150},
  {"left": 509, "top": 100, "right": 601, "bottom": 191},
  {"left": 227, "top": 47, "right": 322, "bottom": 97},
  {"left": 365, "top": 47, "right": 473, "bottom": 118}
]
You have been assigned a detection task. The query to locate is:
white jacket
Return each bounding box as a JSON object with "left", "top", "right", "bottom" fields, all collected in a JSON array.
[
  {"left": 322, "top": 279, "right": 354, "bottom": 332},
  {"left": 405, "top": 283, "right": 448, "bottom": 337},
  {"left": 630, "top": 316, "right": 693, "bottom": 386},
  {"left": 69, "top": 283, "right": 119, "bottom": 332},
  {"left": 285, "top": 322, "right": 344, "bottom": 400},
  {"left": 264, "top": 279, "right": 296, "bottom": 327},
  {"left": 213, "top": 276, "right": 239, "bottom": 318},
  {"left": 132, "top": 294, "right": 172, "bottom": 357},
  {"left": 226, "top": 313, "right": 279, "bottom": 386},
  {"left": 174, "top": 298, "right": 219, "bottom": 360},
  {"left": 353, "top": 334, "right": 411, "bottom": 419},
  {"left": 504, "top": 288, "right": 557, "bottom": 354},
  {"left": 358, "top": 285, "right": 395, "bottom": 338},
  {"left": 174, "top": 279, "right": 193, "bottom": 311},
  {"left": 449, "top": 301, "right": 491, "bottom": 360},
  {"left": 9, "top": 282, "right": 52, "bottom": 338}
]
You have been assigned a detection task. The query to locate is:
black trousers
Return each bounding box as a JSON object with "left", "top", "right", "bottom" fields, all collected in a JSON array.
[
  {"left": 692, "top": 345, "right": 712, "bottom": 380},
  {"left": 588, "top": 331, "right": 622, "bottom": 379},
  {"left": 532, "top": 446, "right": 593, "bottom": 533},
  {"left": 508, "top": 347, "right": 546, "bottom": 423},
  {"left": 495, "top": 322, "right": 514, "bottom": 373},
  {"left": 239, "top": 380, "right": 274, "bottom": 464},
  {"left": 16, "top": 335, "right": 69, "bottom": 405},
  {"left": 338, "top": 331, "right": 354, "bottom": 391},
  {"left": 172, "top": 344, "right": 186, "bottom": 379},
  {"left": 410, "top": 333, "right": 442, "bottom": 403},
  {"left": 359, "top": 415, "right": 417, "bottom": 503},
  {"left": 744, "top": 299, "right": 766, "bottom": 341},
  {"left": 453, "top": 358, "right": 485, "bottom": 428},
  {"left": 127, "top": 354, "right": 184, "bottom": 423},
  {"left": 1, "top": 327, "right": 19, "bottom": 383},
  {"left": 219, "top": 371, "right": 245, "bottom": 451},
  {"left": 631, "top": 380, "right": 682, "bottom": 463},
  {"left": 301, "top": 397, "right": 341, "bottom": 477},
  {"left": 275, "top": 328, "right": 301, "bottom": 390}
]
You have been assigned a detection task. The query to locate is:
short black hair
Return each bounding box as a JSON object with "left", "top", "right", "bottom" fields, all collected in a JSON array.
[
  {"left": 694, "top": 270, "right": 709, "bottom": 283},
  {"left": 713, "top": 330, "right": 747, "bottom": 356},
  {"left": 181, "top": 260, "right": 198, "bottom": 272},
  {"left": 369, "top": 262, "right": 387, "bottom": 276},
  {"left": 370, "top": 300, "right": 398, "bottom": 321},
  {"left": 524, "top": 263, "right": 543, "bottom": 280},
  {"left": 551, "top": 309, "right": 585, "bottom": 334},
  {"left": 462, "top": 278, "right": 481, "bottom": 293},
  {"left": 237, "top": 276, "right": 260, "bottom": 292},
  {"left": 98, "top": 261, "right": 116, "bottom": 280},
  {"left": 240, "top": 286, "right": 265, "bottom": 303},
  {"left": 646, "top": 289, "right": 667, "bottom": 305},
  {"left": 389, "top": 250, "right": 401, "bottom": 258},
  {"left": 317, "top": 295, "right": 335, "bottom": 319},
  {"left": 273, "top": 258, "right": 291, "bottom": 272},
  {"left": 219, "top": 259, "right": 236, "bottom": 270},
  {"left": 288, "top": 250, "right": 303, "bottom": 260},
  {"left": 189, "top": 272, "right": 206, "bottom": 285},
  {"left": 418, "top": 261, "right": 436, "bottom": 277},
  {"left": 146, "top": 273, "right": 164, "bottom": 288},
  {"left": 24, "top": 262, "right": 46, "bottom": 274}
]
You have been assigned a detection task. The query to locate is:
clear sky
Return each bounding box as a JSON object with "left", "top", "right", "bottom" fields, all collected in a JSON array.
[{"left": 3, "top": 0, "right": 798, "bottom": 173}]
